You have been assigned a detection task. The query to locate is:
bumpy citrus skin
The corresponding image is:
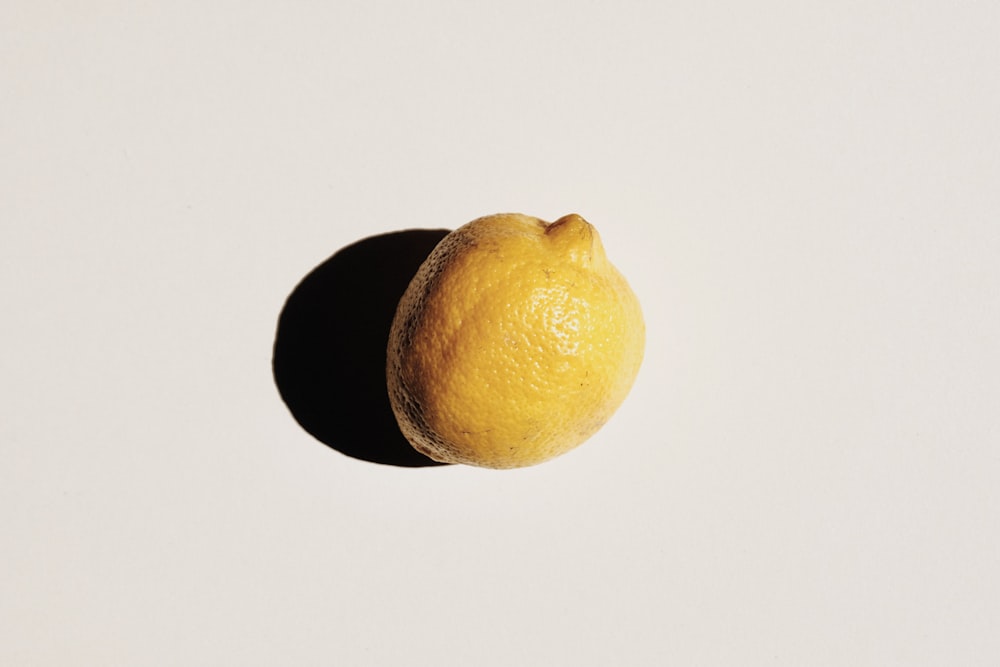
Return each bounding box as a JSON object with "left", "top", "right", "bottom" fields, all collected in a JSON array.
[{"left": 386, "top": 213, "right": 644, "bottom": 468}]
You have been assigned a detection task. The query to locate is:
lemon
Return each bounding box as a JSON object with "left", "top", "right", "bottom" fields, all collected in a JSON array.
[{"left": 386, "top": 213, "right": 645, "bottom": 468}]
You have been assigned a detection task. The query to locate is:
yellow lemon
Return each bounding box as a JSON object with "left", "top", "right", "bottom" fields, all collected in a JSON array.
[{"left": 386, "top": 213, "right": 645, "bottom": 468}]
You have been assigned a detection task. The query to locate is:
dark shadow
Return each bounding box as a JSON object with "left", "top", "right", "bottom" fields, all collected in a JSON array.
[{"left": 272, "top": 229, "right": 451, "bottom": 467}]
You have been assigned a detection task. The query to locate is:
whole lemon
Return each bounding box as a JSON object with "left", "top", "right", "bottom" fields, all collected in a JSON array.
[{"left": 386, "top": 213, "right": 645, "bottom": 468}]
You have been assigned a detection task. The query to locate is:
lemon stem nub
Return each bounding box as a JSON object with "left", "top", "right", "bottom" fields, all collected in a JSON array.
[
  {"left": 546, "top": 214, "right": 597, "bottom": 265},
  {"left": 547, "top": 213, "right": 588, "bottom": 236}
]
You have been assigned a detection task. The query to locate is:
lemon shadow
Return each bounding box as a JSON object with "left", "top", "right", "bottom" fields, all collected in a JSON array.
[{"left": 272, "top": 229, "right": 451, "bottom": 467}]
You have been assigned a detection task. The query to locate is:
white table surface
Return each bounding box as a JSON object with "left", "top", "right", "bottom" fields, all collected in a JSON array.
[{"left": 3, "top": 2, "right": 998, "bottom": 665}]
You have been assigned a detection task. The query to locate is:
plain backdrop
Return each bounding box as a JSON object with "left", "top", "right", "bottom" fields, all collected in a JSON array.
[{"left": 2, "top": 2, "right": 998, "bottom": 665}]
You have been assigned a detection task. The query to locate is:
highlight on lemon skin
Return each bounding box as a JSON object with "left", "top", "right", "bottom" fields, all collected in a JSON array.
[{"left": 386, "top": 213, "right": 645, "bottom": 469}]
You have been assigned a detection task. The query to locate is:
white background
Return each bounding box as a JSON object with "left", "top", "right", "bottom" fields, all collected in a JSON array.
[{"left": 3, "top": 2, "right": 999, "bottom": 665}]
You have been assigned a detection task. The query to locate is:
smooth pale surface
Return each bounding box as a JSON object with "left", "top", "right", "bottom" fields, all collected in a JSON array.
[{"left": 2, "top": 2, "right": 999, "bottom": 665}]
